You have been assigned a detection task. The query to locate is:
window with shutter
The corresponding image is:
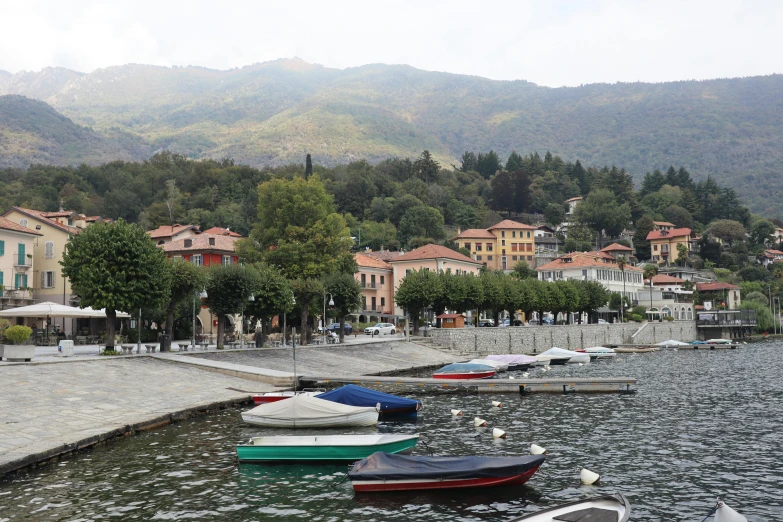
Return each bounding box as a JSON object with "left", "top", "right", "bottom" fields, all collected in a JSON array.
[
  {"left": 0, "top": 271, "right": 3, "bottom": 286},
  {"left": 20, "top": 219, "right": 28, "bottom": 227},
  {"left": 45, "top": 241, "right": 54, "bottom": 258},
  {"left": 0, "top": 240, "right": 4, "bottom": 255}
]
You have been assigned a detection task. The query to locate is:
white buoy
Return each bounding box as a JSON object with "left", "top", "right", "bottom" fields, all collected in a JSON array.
[
  {"left": 715, "top": 499, "right": 747, "bottom": 522},
  {"left": 491, "top": 401, "right": 502, "bottom": 408},
  {"left": 530, "top": 443, "right": 546, "bottom": 455},
  {"left": 509, "top": 375, "right": 516, "bottom": 380},
  {"left": 450, "top": 409, "right": 463, "bottom": 416},
  {"left": 580, "top": 468, "right": 600, "bottom": 485},
  {"left": 578, "top": 363, "right": 584, "bottom": 366},
  {"left": 492, "top": 427, "right": 506, "bottom": 439},
  {"left": 474, "top": 417, "right": 487, "bottom": 427}
]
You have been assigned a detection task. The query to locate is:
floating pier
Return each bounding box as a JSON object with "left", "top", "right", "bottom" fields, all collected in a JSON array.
[{"left": 300, "top": 374, "right": 637, "bottom": 394}]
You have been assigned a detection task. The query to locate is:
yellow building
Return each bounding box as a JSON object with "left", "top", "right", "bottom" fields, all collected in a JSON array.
[
  {"left": 646, "top": 227, "right": 694, "bottom": 265},
  {"left": 452, "top": 219, "right": 537, "bottom": 271},
  {"left": 1, "top": 208, "right": 108, "bottom": 333}
]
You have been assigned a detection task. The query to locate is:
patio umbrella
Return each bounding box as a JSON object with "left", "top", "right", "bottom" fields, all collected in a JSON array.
[
  {"left": 0, "top": 302, "right": 131, "bottom": 342},
  {"left": 79, "top": 307, "right": 131, "bottom": 318}
]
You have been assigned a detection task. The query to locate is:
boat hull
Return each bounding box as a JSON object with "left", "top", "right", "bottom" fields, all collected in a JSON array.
[
  {"left": 351, "top": 465, "right": 541, "bottom": 492},
  {"left": 432, "top": 371, "right": 496, "bottom": 380},
  {"left": 252, "top": 391, "right": 322, "bottom": 405},
  {"left": 241, "top": 410, "right": 379, "bottom": 428},
  {"left": 237, "top": 436, "right": 418, "bottom": 463},
  {"left": 507, "top": 493, "right": 630, "bottom": 521}
]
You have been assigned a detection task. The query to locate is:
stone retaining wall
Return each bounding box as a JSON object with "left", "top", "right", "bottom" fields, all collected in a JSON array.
[{"left": 429, "top": 321, "right": 697, "bottom": 354}]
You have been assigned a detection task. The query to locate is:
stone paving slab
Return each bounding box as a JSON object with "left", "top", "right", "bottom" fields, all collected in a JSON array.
[
  {"left": 0, "top": 357, "right": 275, "bottom": 476},
  {"left": 186, "top": 340, "right": 463, "bottom": 376}
]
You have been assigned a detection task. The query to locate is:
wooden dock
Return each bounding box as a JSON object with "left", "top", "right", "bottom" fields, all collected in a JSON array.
[{"left": 300, "top": 374, "right": 637, "bottom": 394}]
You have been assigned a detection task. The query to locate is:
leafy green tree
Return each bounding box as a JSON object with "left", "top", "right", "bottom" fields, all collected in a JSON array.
[
  {"left": 460, "top": 151, "right": 478, "bottom": 173},
  {"left": 61, "top": 220, "right": 170, "bottom": 350},
  {"left": 389, "top": 194, "right": 425, "bottom": 226},
  {"left": 555, "top": 280, "right": 580, "bottom": 324},
  {"left": 633, "top": 215, "right": 655, "bottom": 261},
  {"left": 357, "top": 220, "right": 398, "bottom": 251},
  {"left": 750, "top": 219, "right": 776, "bottom": 246},
  {"left": 579, "top": 280, "right": 610, "bottom": 323},
  {"left": 505, "top": 151, "right": 523, "bottom": 171},
  {"left": 245, "top": 264, "right": 294, "bottom": 346},
  {"left": 204, "top": 263, "right": 257, "bottom": 349},
  {"left": 510, "top": 261, "right": 537, "bottom": 279},
  {"left": 662, "top": 204, "right": 694, "bottom": 229},
  {"left": 450, "top": 274, "right": 484, "bottom": 316},
  {"left": 398, "top": 206, "right": 445, "bottom": 244},
  {"left": 323, "top": 272, "right": 362, "bottom": 342},
  {"left": 490, "top": 171, "right": 514, "bottom": 215},
  {"left": 163, "top": 258, "right": 206, "bottom": 344},
  {"left": 476, "top": 150, "right": 501, "bottom": 179},
  {"left": 706, "top": 219, "right": 747, "bottom": 248},
  {"left": 676, "top": 243, "right": 689, "bottom": 267},
  {"left": 414, "top": 150, "right": 440, "bottom": 185},
  {"left": 574, "top": 188, "right": 631, "bottom": 248},
  {"left": 544, "top": 203, "right": 566, "bottom": 229},
  {"left": 395, "top": 268, "right": 440, "bottom": 334},
  {"left": 290, "top": 278, "right": 324, "bottom": 344},
  {"left": 478, "top": 270, "right": 507, "bottom": 325}
]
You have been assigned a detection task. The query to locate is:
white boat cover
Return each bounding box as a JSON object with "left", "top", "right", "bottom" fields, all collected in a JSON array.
[
  {"left": 656, "top": 339, "right": 690, "bottom": 346},
  {"left": 242, "top": 394, "right": 379, "bottom": 428},
  {"left": 485, "top": 354, "right": 538, "bottom": 365},
  {"left": 538, "top": 347, "right": 590, "bottom": 363},
  {"left": 585, "top": 346, "right": 616, "bottom": 353},
  {"left": 469, "top": 359, "right": 508, "bottom": 371}
]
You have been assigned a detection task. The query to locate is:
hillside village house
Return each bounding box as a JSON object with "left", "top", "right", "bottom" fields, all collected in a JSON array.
[
  {"left": 695, "top": 282, "right": 741, "bottom": 310},
  {"left": 353, "top": 244, "right": 481, "bottom": 325},
  {"left": 637, "top": 274, "right": 694, "bottom": 320},
  {"left": 536, "top": 251, "right": 644, "bottom": 304},
  {"left": 759, "top": 249, "right": 783, "bottom": 266},
  {"left": 599, "top": 243, "right": 636, "bottom": 263},
  {"left": 452, "top": 219, "right": 537, "bottom": 271},
  {"left": 646, "top": 227, "right": 695, "bottom": 264},
  {"left": 653, "top": 221, "right": 676, "bottom": 231},
  {"left": 155, "top": 229, "right": 241, "bottom": 338},
  {"left": 1, "top": 207, "right": 110, "bottom": 334},
  {"left": 0, "top": 217, "right": 42, "bottom": 312}
]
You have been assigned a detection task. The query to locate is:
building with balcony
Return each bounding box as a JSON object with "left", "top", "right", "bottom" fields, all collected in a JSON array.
[
  {"left": 646, "top": 227, "right": 695, "bottom": 265},
  {"left": 695, "top": 282, "right": 741, "bottom": 310},
  {"left": 599, "top": 243, "right": 636, "bottom": 263},
  {"left": 536, "top": 251, "right": 644, "bottom": 302},
  {"left": 353, "top": 253, "right": 395, "bottom": 324},
  {"left": 759, "top": 249, "right": 783, "bottom": 266},
  {"left": 653, "top": 221, "right": 676, "bottom": 231},
  {"left": 452, "top": 219, "right": 537, "bottom": 272},
  {"left": 0, "top": 217, "right": 42, "bottom": 311}
]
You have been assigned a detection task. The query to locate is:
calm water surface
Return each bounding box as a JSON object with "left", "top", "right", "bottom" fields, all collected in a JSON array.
[{"left": 2, "top": 341, "right": 783, "bottom": 521}]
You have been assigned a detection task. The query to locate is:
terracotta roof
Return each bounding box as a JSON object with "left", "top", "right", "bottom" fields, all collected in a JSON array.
[
  {"left": 487, "top": 219, "right": 537, "bottom": 230},
  {"left": 765, "top": 249, "right": 783, "bottom": 256},
  {"left": 41, "top": 211, "right": 78, "bottom": 218},
  {"left": 354, "top": 253, "right": 392, "bottom": 270},
  {"left": 162, "top": 234, "right": 237, "bottom": 254},
  {"left": 653, "top": 221, "right": 676, "bottom": 227},
  {"left": 436, "top": 313, "right": 465, "bottom": 319},
  {"left": 600, "top": 243, "right": 634, "bottom": 252},
  {"left": 147, "top": 224, "right": 200, "bottom": 239},
  {"left": 649, "top": 274, "right": 685, "bottom": 285},
  {"left": 363, "top": 250, "right": 406, "bottom": 262},
  {"left": 646, "top": 228, "right": 692, "bottom": 241},
  {"left": 536, "top": 251, "right": 643, "bottom": 272},
  {"left": 0, "top": 216, "right": 42, "bottom": 236},
  {"left": 695, "top": 282, "right": 740, "bottom": 291},
  {"left": 4, "top": 207, "right": 80, "bottom": 233},
  {"left": 452, "top": 228, "right": 496, "bottom": 240},
  {"left": 85, "top": 216, "right": 104, "bottom": 222},
  {"left": 390, "top": 244, "right": 481, "bottom": 264},
  {"left": 203, "top": 227, "right": 242, "bottom": 238},
  {"left": 565, "top": 196, "right": 583, "bottom": 203}
]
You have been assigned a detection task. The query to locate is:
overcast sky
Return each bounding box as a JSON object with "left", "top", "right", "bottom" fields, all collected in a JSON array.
[{"left": 2, "top": 0, "right": 781, "bottom": 87}]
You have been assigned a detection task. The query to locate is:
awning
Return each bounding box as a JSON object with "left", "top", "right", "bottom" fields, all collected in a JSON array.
[{"left": 0, "top": 302, "right": 130, "bottom": 318}]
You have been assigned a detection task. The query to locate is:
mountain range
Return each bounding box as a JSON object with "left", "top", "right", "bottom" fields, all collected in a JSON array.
[{"left": 1, "top": 58, "right": 782, "bottom": 215}]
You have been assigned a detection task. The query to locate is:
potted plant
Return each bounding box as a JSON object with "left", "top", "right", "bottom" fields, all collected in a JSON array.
[{"left": 2, "top": 325, "right": 35, "bottom": 362}]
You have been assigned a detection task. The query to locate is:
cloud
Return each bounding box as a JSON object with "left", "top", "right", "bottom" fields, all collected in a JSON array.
[{"left": 1, "top": 0, "right": 781, "bottom": 86}]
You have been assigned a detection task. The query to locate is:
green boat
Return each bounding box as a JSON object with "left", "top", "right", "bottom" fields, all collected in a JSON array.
[{"left": 236, "top": 433, "right": 419, "bottom": 463}]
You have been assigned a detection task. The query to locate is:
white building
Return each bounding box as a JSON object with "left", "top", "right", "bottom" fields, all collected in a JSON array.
[{"left": 536, "top": 251, "right": 644, "bottom": 302}]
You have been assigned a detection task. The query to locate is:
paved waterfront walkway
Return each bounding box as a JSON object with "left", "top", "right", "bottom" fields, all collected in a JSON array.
[{"left": 0, "top": 357, "right": 274, "bottom": 475}]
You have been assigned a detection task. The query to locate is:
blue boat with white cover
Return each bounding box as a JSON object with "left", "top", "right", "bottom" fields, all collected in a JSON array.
[{"left": 318, "top": 384, "right": 422, "bottom": 418}]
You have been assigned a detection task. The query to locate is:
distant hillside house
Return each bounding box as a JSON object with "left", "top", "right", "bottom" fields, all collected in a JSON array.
[
  {"left": 147, "top": 224, "right": 201, "bottom": 245},
  {"left": 759, "top": 249, "right": 783, "bottom": 266},
  {"left": 599, "top": 243, "right": 636, "bottom": 263},
  {"left": 536, "top": 251, "right": 644, "bottom": 303},
  {"left": 653, "top": 221, "right": 676, "bottom": 231},
  {"left": 695, "top": 282, "right": 741, "bottom": 310},
  {"left": 202, "top": 227, "right": 242, "bottom": 238},
  {"left": 645, "top": 228, "right": 695, "bottom": 265}
]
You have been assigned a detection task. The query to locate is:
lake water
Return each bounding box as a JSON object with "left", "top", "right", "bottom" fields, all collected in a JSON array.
[{"left": 2, "top": 342, "right": 782, "bottom": 521}]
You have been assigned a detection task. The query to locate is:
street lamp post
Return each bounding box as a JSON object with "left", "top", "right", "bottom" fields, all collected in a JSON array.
[
  {"left": 240, "top": 293, "right": 255, "bottom": 349},
  {"left": 283, "top": 291, "right": 295, "bottom": 347},
  {"left": 323, "top": 292, "right": 334, "bottom": 344},
  {"left": 193, "top": 288, "right": 208, "bottom": 349}
]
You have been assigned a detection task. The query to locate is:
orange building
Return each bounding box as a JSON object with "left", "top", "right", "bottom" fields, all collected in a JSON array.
[
  {"left": 452, "top": 219, "right": 537, "bottom": 271},
  {"left": 646, "top": 228, "right": 694, "bottom": 265}
]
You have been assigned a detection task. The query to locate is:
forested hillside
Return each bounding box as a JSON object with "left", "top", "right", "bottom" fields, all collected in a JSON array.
[{"left": 2, "top": 60, "right": 783, "bottom": 215}]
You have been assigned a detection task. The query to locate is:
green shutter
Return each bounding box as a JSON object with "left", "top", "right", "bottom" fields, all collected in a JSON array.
[
  {"left": 0, "top": 271, "right": 3, "bottom": 286},
  {"left": 15, "top": 274, "right": 20, "bottom": 290},
  {"left": 0, "top": 240, "right": 4, "bottom": 256},
  {"left": 17, "top": 243, "right": 25, "bottom": 266},
  {"left": 22, "top": 274, "right": 28, "bottom": 288}
]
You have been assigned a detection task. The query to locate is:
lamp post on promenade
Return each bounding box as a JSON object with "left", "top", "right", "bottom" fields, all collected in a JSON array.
[{"left": 323, "top": 292, "right": 334, "bottom": 344}]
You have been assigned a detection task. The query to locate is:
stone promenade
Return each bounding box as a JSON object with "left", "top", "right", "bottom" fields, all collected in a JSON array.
[{"left": 0, "top": 357, "right": 274, "bottom": 476}]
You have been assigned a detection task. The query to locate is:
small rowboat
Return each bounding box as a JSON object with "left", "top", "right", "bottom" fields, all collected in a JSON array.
[
  {"left": 433, "top": 363, "right": 496, "bottom": 380},
  {"left": 584, "top": 347, "right": 616, "bottom": 360},
  {"left": 507, "top": 493, "right": 630, "bottom": 521},
  {"left": 236, "top": 434, "right": 419, "bottom": 463},
  {"left": 539, "top": 347, "right": 590, "bottom": 364},
  {"left": 241, "top": 394, "right": 379, "bottom": 428},
  {"left": 485, "top": 354, "right": 537, "bottom": 371},
  {"left": 251, "top": 389, "right": 323, "bottom": 405},
  {"left": 349, "top": 452, "right": 545, "bottom": 492},
  {"left": 613, "top": 346, "right": 657, "bottom": 353},
  {"left": 317, "top": 384, "right": 422, "bottom": 419}
]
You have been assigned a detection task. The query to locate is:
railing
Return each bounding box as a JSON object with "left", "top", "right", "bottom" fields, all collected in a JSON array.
[
  {"left": 696, "top": 310, "right": 757, "bottom": 327},
  {"left": 14, "top": 258, "right": 32, "bottom": 268},
  {"left": 360, "top": 282, "right": 383, "bottom": 289}
]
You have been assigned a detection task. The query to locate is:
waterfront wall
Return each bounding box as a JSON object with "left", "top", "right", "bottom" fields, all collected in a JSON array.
[{"left": 428, "top": 321, "right": 697, "bottom": 354}]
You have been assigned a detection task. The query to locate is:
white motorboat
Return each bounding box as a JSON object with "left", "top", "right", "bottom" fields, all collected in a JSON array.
[
  {"left": 656, "top": 339, "right": 690, "bottom": 347},
  {"left": 469, "top": 358, "right": 509, "bottom": 372},
  {"left": 584, "top": 346, "right": 616, "bottom": 359},
  {"left": 485, "top": 354, "right": 538, "bottom": 371},
  {"left": 241, "top": 394, "right": 379, "bottom": 428},
  {"left": 706, "top": 338, "right": 733, "bottom": 345},
  {"left": 507, "top": 493, "right": 630, "bottom": 521},
  {"left": 538, "top": 347, "right": 590, "bottom": 364}
]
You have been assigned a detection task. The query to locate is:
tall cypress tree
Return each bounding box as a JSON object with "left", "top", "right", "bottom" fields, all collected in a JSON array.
[{"left": 305, "top": 154, "right": 313, "bottom": 178}]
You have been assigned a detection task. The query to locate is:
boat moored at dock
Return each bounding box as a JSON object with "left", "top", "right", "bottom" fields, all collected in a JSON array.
[
  {"left": 236, "top": 434, "right": 419, "bottom": 463},
  {"left": 506, "top": 493, "right": 630, "bottom": 521},
  {"left": 433, "top": 363, "right": 496, "bottom": 380},
  {"left": 241, "top": 394, "right": 379, "bottom": 428},
  {"left": 317, "top": 384, "right": 422, "bottom": 418}
]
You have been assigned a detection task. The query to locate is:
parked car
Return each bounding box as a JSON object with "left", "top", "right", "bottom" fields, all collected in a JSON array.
[
  {"left": 327, "top": 323, "right": 353, "bottom": 334},
  {"left": 597, "top": 319, "right": 609, "bottom": 324},
  {"left": 541, "top": 317, "right": 555, "bottom": 325},
  {"left": 478, "top": 318, "right": 495, "bottom": 327},
  {"left": 364, "top": 323, "right": 396, "bottom": 336}
]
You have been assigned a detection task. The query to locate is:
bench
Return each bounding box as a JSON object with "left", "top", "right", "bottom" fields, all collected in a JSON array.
[
  {"left": 120, "top": 344, "right": 135, "bottom": 355},
  {"left": 145, "top": 344, "right": 156, "bottom": 353}
]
